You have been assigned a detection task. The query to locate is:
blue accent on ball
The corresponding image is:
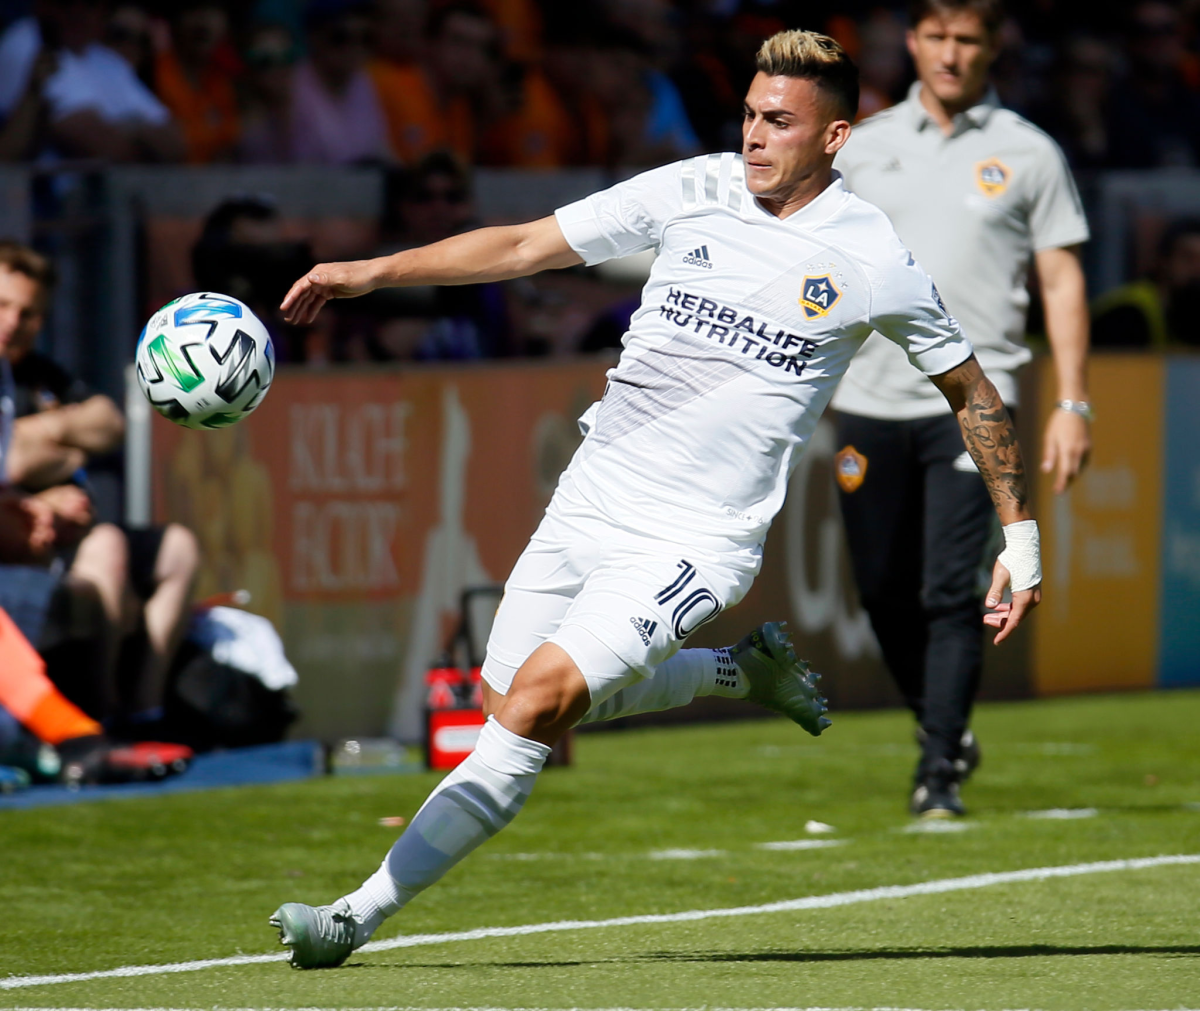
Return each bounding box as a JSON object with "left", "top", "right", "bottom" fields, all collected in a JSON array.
[{"left": 174, "top": 295, "right": 243, "bottom": 328}]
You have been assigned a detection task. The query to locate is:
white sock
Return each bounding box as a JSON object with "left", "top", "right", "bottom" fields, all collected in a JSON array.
[
  {"left": 341, "top": 716, "right": 550, "bottom": 944},
  {"left": 578, "top": 647, "right": 747, "bottom": 725}
]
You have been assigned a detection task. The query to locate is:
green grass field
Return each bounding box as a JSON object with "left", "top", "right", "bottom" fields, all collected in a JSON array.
[{"left": 3, "top": 690, "right": 1200, "bottom": 1010}]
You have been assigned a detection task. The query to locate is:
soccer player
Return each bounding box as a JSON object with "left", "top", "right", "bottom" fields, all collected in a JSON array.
[
  {"left": 272, "top": 29, "right": 1041, "bottom": 969},
  {"left": 830, "top": 0, "right": 1090, "bottom": 817}
]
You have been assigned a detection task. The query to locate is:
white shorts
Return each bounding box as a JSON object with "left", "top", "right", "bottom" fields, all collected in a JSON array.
[{"left": 481, "top": 503, "right": 755, "bottom": 708}]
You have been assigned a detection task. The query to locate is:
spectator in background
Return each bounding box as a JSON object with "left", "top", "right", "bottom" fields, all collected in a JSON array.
[
  {"left": 378, "top": 152, "right": 475, "bottom": 248},
  {"left": 479, "top": 58, "right": 575, "bottom": 167},
  {"left": 0, "top": 0, "right": 184, "bottom": 162},
  {"left": 480, "top": 0, "right": 541, "bottom": 64},
  {"left": 1107, "top": 1, "right": 1200, "bottom": 168},
  {"left": 539, "top": 7, "right": 612, "bottom": 165},
  {"left": 670, "top": 9, "right": 744, "bottom": 151},
  {"left": 1030, "top": 35, "right": 1115, "bottom": 168},
  {"left": 1092, "top": 218, "right": 1200, "bottom": 348},
  {"left": 155, "top": 0, "right": 241, "bottom": 163},
  {"left": 0, "top": 44, "right": 55, "bottom": 162},
  {"left": 289, "top": 0, "right": 392, "bottom": 165},
  {"left": 363, "top": 153, "right": 509, "bottom": 360},
  {"left": 0, "top": 240, "right": 200, "bottom": 730},
  {"left": 370, "top": 2, "right": 496, "bottom": 165},
  {"left": 238, "top": 20, "right": 296, "bottom": 163},
  {"left": 856, "top": 8, "right": 910, "bottom": 117},
  {"left": 191, "top": 196, "right": 313, "bottom": 362},
  {"left": 106, "top": 4, "right": 156, "bottom": 90},
  {"left": 373, "top": 0, "right": 426, "bottom": 66},
  {"left": 590, "top": 24, "right": 700, "bottom": 167}
]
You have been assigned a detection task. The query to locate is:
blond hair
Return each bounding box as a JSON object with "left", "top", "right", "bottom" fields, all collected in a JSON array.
[{"left": 755, "top": 30, "right": 859, "bottom": 120}]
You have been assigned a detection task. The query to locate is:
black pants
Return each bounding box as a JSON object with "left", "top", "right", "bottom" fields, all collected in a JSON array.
[{"left": 835, "top": 411, "right": 995, "bottom": 767}]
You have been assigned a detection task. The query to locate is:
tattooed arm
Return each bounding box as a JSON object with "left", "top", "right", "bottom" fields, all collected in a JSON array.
[
  {"left": 931, "top": 354, "right": 1041, "bottom": 642},
  {"left": 931, "top": 355, "right": 1030, "bottom": 524}
]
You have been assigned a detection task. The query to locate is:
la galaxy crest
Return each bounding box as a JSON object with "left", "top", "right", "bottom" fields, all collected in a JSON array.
[
  {"left": 800, "top": 274, "right": 841, "bottom": 319},
  {"left": 975, "top": 157, "right": 1012, "bottom": 198}
]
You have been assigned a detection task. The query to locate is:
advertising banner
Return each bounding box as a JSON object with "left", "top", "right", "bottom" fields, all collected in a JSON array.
[
  {"left": 153, "top": 361, "right": 607, "bottom": 740},
  {"left": 1160, "top": 358, "right": 1200, "bottom": 686},
  {"left": 1031, "top": 357, "right": 1164, "bottom": 694},
  {"left": 152, "top": 354, "right": 1198, "bottom": 740}
]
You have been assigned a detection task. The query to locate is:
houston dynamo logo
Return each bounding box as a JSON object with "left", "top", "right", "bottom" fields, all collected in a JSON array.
[{"left": 800, "top": 274, "right": 841, "bottom": 319}]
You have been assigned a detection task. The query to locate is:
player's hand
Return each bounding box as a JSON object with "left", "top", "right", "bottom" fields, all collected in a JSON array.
[
  {"left": 983, "top": 558, "right": 1040, "bottom": 645},
  {"left": 1041, "top": 409, "right": 1090, "bottom": 495},
  {"left": 280, "top": 260, "right": 379, "bottom": 325}
]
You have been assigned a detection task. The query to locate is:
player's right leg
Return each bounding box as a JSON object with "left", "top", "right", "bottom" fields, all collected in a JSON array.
[
  {"left": 272, "top": 519, "right": 592, "bottom": 969},
  {"left": 272, "top": 641, "right": 584, "bottom": 969}
]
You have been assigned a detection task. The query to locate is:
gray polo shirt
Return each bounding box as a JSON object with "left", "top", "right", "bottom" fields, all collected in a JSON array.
[{"left": 831, "top": 83, "right": 1089, "bottom": 419}]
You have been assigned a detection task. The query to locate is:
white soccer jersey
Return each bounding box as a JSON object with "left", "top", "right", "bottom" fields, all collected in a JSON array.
[{"left": 553, "top": 152, "right": 973, "bottom": 556}]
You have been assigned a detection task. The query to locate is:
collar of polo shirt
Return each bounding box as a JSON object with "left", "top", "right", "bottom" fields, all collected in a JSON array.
[{"left": 906, "top": 81, "right": 1001, "bottom": 134}]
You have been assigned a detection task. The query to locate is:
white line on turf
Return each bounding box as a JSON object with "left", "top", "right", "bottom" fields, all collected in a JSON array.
[
  {"left": 755, "top": 839, "right": 846, "bottom": 851},
  {"left": 7, "top": 1007, "right": 1200, "bottom": 1011},
  {"left": 3, "top": 854, "right": 1197, "bottom": 991},
  {"left": 1022, "top": 808, "right": 1099, "bottom": 820},
  {"left": 900, "top": 820, "right": 973, "bottom": 833},
  {"left": 648, "top": 848, "right": 726, "bottom": 859}
]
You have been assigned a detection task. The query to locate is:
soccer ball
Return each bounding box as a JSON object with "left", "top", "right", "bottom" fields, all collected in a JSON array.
[{"left": 135, "top": 292, "right": 274, "bottom": 430}]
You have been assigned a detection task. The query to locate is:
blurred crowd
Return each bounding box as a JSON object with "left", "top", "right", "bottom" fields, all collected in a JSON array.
[{"left": 0, "top": 0, "right": 1198, "bottom": 171}]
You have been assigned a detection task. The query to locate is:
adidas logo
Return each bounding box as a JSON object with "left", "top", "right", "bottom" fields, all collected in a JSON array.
[
  {"left": 630, "top": 616, "right": 658, "bottom": 646},
  {"left": 682, "top": 245, "right": 713, "bottom": 269},
  {"left": 883, "top": 157, "right": 902, "bottom": 172}
]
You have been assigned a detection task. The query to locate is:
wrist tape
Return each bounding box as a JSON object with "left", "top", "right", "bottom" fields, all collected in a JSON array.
[{"left": 998, "top": 519, "right": 1042, "bottom": 592}]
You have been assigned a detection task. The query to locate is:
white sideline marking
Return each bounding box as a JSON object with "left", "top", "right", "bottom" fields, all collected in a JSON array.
[
  {"left": 900, "top": 820, "right": 973, "bottom": 834},
  {"left": 1023, "top": 808, "right": 1099, "bottom": 820},
  {"left": 7, "top": 1007, "right": 1200, "bottom": 1011},
  {"left": 3, "top": 854, "right": 1198, "bottom": 990},
  {"left": 756, "top": 839, "right": 846, "bottom": 851},
  {"left": 648, "top": 848, "right": 725, "bottom": 860}
]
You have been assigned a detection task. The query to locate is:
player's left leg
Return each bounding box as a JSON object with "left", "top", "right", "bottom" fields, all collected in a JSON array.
[
  {"left": 911, "top": 415, "right": 995, "bottom": 817},
  {"left": 577, "top": 624, "right": 828, "bottom": 735}
]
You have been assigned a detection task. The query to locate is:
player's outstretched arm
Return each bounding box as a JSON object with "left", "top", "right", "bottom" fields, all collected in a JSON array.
[
  {"left": 931, "top": 354, "right": 1042, "bottom": 644},
  {"left": 281, "top": 215, "right": 582, "bottom": 325}
]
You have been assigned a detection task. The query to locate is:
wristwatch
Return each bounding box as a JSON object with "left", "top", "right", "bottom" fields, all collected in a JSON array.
[{"left": 1057, "top": 399, "right": 1095, "bottom": 422}]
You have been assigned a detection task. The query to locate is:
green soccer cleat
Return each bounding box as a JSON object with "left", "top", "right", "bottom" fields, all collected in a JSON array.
[
  {"left": 270, "top": 899, "right": 358, "bottom": 969},
  {"left": 731, "top": 621, "right": 831, "bottom": 736}
]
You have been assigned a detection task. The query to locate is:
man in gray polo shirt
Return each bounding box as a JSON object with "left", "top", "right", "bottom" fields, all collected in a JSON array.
[{"left": 832, "top": 0, "right": 1091, "bottom": 816}]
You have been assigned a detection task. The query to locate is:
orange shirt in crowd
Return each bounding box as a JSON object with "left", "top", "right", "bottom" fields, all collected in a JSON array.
[
  {"left": 369, "top": 60, "right": 475, "bottom": 164},
  {"left": 481, "top": 68, "right": 569, "bottom": 168},
  {"left": 155, "top": 49, "right": 240, "bottom": 163},
  {"left": 481, "top": 68, "right": 610, "bottom": 168},
  {"left": 481, "top": 0, "right": 543, "bottom": 63}
]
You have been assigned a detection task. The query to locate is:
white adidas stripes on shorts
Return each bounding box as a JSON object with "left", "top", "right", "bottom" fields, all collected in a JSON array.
[{"left": 480, "top": 502, "right": 756, "bottom": 708}]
